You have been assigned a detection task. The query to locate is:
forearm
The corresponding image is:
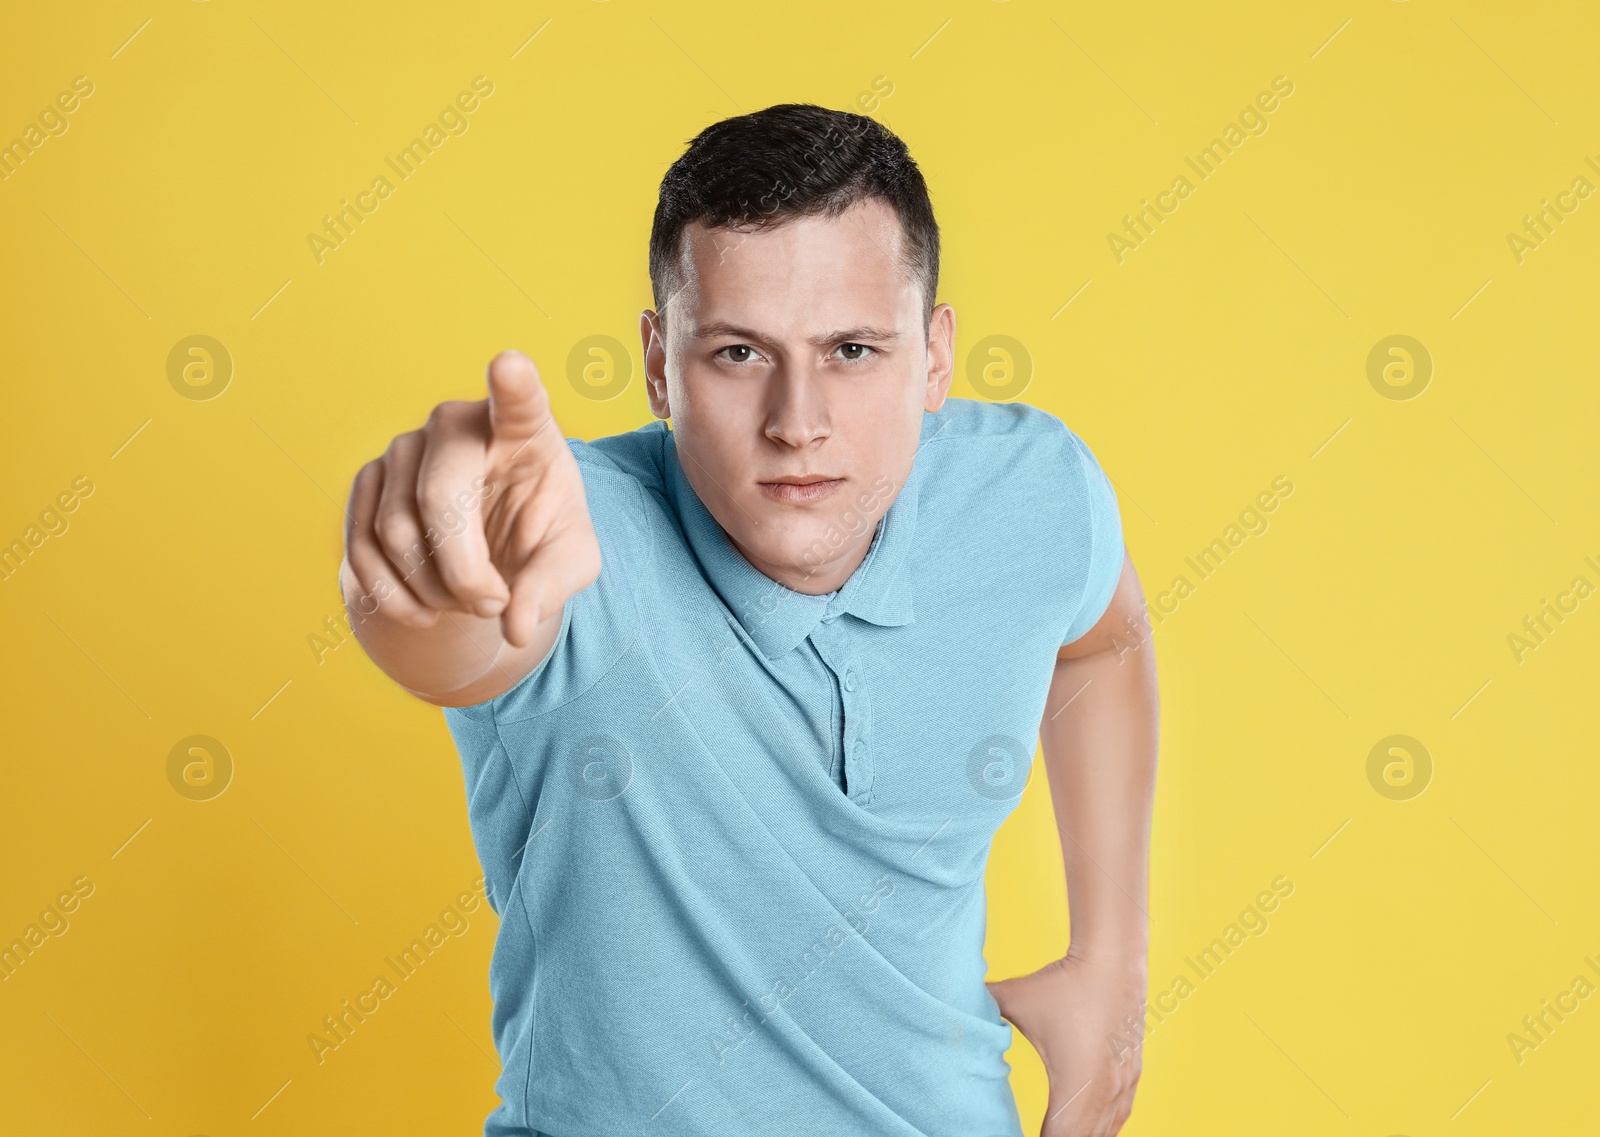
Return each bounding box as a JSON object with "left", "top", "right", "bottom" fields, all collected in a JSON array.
[{"left": 1039, "top": 640, "right": 1159, "bottom": 967}]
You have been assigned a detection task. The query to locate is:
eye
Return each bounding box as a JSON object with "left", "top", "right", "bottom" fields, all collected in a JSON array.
[
  {"left": 716, "top": 344, "right": 760, "bottom": 364},
  {"left": 836, "top": 343, "right": 876, "bottom": 363}
]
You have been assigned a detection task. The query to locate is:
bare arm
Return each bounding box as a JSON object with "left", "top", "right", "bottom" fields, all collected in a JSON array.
[
  {"left": 1047, "top": 550, "right": 1158, "bottom": 966},
  {"left": 987, "top": 550, "right": 1160, "bottom": 1137},
  {"left": 339, "top": 350, "right": 600, "bottom": 707}
]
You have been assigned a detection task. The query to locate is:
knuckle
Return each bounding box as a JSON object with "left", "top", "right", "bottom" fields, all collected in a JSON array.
[
  {"left": 417, "top": 478, "right": 466, "bottom": 521},
  {"left": 377, "top": 590, "right": 416, "bottom": 618},
  {"left": 435, "top": 561, "right": 482, "bottom": 598},
  {"left": 423, "top": 400, "right": 472, "bottom": 436},
  {"left": 431, "top": 558, "right": 465, "bottom": 590},
  {"left": 374, "top": 511, "right": 414, "bottom": 551},
  {"left": 384, "top": 430, "right": 422, "bottom": 460},
  {"left": 346, "top": 517, "right": 378, "bottom": 556},
  {"left": 351, "top": 573, "right": 406, "bottom": 616},
  {"left": 348, "top": 460, "right": 380, "bottom": 507}
]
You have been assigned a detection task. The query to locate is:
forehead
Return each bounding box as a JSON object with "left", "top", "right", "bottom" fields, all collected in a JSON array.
[{"left": 668, "top": 197, "right": 916, "bottom": 330}]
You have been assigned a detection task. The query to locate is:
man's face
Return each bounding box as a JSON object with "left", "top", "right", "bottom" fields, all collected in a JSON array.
[{"left": 641, "top": 196, "right": 956, "bottom": 595}]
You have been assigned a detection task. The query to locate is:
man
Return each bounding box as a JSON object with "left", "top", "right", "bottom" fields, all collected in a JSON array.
[{"left": 340, "top": 103, "right": 1158, "bottom": 1137}]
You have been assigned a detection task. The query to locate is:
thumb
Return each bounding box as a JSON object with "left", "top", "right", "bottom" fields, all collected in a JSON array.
[
  {"left": 987, "top": 975, "right": 1017, "bottom": 1007},
  {"left": 988, "top": 977, "right": 1020, "bottom": 1024},
  {"left": 987, "top": 976, "right": 1038, "bottom": 1039},
  {"left": 486, "top": 350, "right": 553, "bottom": 448}
]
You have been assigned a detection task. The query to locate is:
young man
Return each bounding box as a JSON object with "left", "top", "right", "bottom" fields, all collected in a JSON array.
[{"left": 340, "top": 104, "right": 1158, "bottom": 1137}]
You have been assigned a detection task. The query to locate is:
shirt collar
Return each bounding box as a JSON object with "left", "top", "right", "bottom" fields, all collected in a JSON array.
[{"left": 662, "top": 425, "right": 919, "bottom": 659}]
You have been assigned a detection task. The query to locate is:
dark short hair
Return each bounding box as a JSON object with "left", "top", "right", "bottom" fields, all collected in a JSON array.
[{"left": 648, "top": 103, "right": 940, "bottom": 330}]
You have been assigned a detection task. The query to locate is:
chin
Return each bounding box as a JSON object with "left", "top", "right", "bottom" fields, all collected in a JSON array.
[
  {"left": 746, "top": 518, "right": 815, "bottom": 557},
  {"left": 734, "top": 522, "right": 825, "bottom": 583},
  {"left": 792, "top": 524, "right": 872, "bottom": 580}
]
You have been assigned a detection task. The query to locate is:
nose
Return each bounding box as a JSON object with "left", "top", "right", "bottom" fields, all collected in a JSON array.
[{"left": 763, "top": 360, "right": 831, "bottom": 449}]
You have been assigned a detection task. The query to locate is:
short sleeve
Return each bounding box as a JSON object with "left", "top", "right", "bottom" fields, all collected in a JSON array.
[{"left": 1059, "top": 427, "right": 1125, "bottom": 645}]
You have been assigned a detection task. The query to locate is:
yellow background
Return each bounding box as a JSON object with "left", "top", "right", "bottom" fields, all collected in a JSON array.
[{"left": 2, "top": 0, "right": 1597, "bottom": 1133}]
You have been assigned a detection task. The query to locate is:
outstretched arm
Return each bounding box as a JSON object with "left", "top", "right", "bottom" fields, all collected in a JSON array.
[
  {"left": 988, "top": 549, "right": 1159, "bottom": 1137},
  {"left": 340, "top": 350, "right": 600, "bottom": 707}
]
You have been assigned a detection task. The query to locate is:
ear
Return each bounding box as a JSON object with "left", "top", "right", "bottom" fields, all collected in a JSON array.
[
  {"left": 641, "top": 309, "right": 670, "bottom": 420},
  {"left": 924, "top": 303, "right": 956, "bottom": 413}
]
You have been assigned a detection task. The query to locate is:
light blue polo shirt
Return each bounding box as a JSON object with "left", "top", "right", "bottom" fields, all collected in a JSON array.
[{"left": 443, "top": 396, "right": 1124, "bottom": 1137}]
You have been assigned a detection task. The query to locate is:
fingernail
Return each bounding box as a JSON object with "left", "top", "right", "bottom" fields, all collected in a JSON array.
[{"left": 475, "top": 598, "right": 506, "bottom": 618}]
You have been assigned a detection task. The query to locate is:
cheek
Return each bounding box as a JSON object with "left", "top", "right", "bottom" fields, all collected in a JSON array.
[
  {"left": 695, "top": 421, "right": 757, "bottom": 490},
  {"left": 674, "top": 367, "right": 757, "bottom": 438}
]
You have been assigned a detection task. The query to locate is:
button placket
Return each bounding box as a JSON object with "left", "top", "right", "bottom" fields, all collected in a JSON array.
[{"left": 811, "top": 621, "right": 873, "bottom": 804}]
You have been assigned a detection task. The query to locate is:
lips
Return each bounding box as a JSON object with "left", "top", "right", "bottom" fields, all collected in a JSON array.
[{"left": 757, "top": 476, "right": 844, "bottom": 505}]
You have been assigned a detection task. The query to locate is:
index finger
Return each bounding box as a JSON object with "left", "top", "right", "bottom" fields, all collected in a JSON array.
[{"left": 416, "top": 402, "right": 510, "bottom": 616}]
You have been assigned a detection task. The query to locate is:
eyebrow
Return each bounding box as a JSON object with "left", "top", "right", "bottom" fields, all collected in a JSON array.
[{"left": 689, "top": 322, "right": 903, "bottom": 346}]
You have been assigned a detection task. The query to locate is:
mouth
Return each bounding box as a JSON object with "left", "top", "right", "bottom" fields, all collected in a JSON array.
[{"left": 757, "top": 475, "right": 845, "bottom": 505}]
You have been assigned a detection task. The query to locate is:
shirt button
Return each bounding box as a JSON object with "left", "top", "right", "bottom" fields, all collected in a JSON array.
[
  {"left": 852, "top": 739, "right": 869, "bottom": 762},
  {"left": 843, "top": 666, "right": 858, "bottom": 692}
]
